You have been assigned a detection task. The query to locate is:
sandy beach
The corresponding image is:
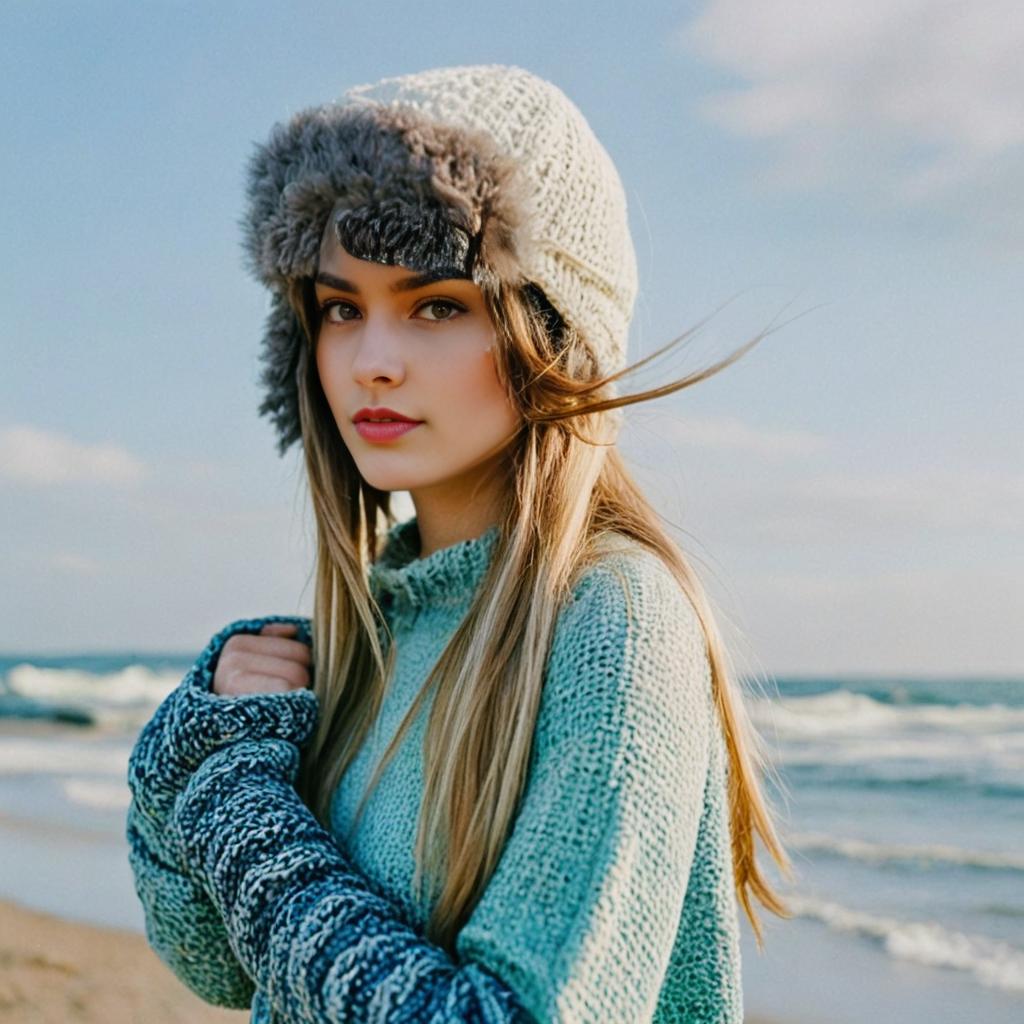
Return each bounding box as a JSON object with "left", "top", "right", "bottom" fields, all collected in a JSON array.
[
  {"left": 0, "top": 897, "right": 786, "bottom": 1023},
  {"left": 0, "top": 898, "right": 246, "bottom": 1024}
]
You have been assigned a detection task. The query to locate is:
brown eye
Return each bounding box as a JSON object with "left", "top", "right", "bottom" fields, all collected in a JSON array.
[
  {"left": 322, "top": 300, "right": 360, "bottom": 323},
  {"left": 415, "top": 299, "right": 466, "bottom": 322}
]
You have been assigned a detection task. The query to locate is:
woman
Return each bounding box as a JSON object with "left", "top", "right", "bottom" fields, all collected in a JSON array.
[{"left": 127, "top": 63, "right": 791, "bottom": 1023}]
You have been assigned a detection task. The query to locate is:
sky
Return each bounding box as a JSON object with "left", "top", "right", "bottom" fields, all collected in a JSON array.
[{"left": 1, "top": 0, "right": 1021, "bottom": 675}]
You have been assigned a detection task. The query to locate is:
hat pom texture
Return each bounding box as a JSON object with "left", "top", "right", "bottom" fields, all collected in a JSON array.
[{"left": 241, "top": 64, "right": 638, "bottom": 454}]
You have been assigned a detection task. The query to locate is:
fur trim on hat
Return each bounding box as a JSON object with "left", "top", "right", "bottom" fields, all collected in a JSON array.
[
  {"left": 255, "top": 290, "right": 307, "bottom": 454},
  {"left": 242, "top": 101, "right": 537, "bottom": 453}
]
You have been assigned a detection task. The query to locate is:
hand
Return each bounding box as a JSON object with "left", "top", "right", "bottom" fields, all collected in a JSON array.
[
  {"left": 212, "top": 622, "right": 312, "bottom": 696},
  {"left": 128, "top": 618, "right": 319, "bottom": 847}
]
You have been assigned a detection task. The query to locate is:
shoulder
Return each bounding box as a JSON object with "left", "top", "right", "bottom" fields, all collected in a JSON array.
[
  {"left": 556, "top": 537, "right": 707, "bottom": 667},
  {"left": 541, "top": 537, "right": 713, "bottom": 743}
]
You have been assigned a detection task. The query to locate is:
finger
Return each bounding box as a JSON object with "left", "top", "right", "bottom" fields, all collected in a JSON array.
[
  {"left": 218, "top": 673, "right": 303, "bottom": 696},
  {"left": 232, "top": 634, "right": 312, "bottom": 666},
  {"left": 229, "top": 652, "right": 310, "bottom": 689},
  {"left": 260, "top": 623, "right": 298, "bottom": 636}
]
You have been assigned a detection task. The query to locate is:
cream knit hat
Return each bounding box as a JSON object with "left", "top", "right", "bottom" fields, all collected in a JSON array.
[{"left": 242, "top": 63, "right": 638, "bottom": 453}]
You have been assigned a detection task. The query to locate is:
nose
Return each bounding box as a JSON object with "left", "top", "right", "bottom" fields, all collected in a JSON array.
[{"left": 350, "top": 316, "right": 406, "bottom": 388}]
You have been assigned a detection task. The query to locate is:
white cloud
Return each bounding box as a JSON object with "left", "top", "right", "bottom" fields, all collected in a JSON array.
[
  {"left": 0, "top": 425, "right": 146, "bottom": 486},
  {"left": 680, "top": 0, "right": 1024, "bottom": 206}
]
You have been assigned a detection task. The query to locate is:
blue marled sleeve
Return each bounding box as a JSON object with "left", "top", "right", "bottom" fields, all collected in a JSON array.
[
  {"left": 168, "top": 738, "right": 531, "bottom": 1023},
  {"left": 125, "top": 615, "right": 320, "bottom": 1008}
]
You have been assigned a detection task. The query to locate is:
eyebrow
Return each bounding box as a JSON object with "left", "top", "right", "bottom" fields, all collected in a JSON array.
[{"left": 314, "top": 268, "right": 471, "bottom": 294}]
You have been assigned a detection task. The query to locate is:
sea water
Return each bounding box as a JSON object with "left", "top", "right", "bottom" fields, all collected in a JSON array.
[
  {"left": 1, "top": 653, "right": 1021, "bottom": 1021},
  {"left": 741, "top": 674, "right": 1024, "bottom": 1022}
]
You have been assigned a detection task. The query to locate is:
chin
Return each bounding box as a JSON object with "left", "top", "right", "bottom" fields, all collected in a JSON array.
[{"left": 353, "top": 462, "right": 425, "bottom": 494}]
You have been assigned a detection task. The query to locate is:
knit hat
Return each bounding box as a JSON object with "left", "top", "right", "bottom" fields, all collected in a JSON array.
[{"left": 241, "top": 63, "right": 638, "bottom": 454}]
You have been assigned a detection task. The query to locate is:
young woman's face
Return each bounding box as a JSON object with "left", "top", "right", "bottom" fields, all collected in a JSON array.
[{"left": 313, "top": 231, "right": 522, "bottom": 502}]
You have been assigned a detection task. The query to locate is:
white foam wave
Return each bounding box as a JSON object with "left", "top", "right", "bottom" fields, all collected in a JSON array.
[
  {"left": 3, "top": 664, "right": 181, "bottom": 727},
  {"left": 749, "top": 690, "right": 1024, "bottom": 741},
  {"left": 0, "top": 736, "right": 130, "bottom": 777},
  {"left": 789, "top": 832, "right": 1024, "bottom": 872},
  {"left": 790, "top": 894, "right": 1024, "bottom": 992},
  {"left": 61, "top": 778, "right": 131, "bottom": 811},
  {"left": 774, "top": 732, "right": 1024, "bottom": 781}
]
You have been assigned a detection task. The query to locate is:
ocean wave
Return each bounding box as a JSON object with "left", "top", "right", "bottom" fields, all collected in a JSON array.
[
  {"left": 748, "top": 689, "right": 1024, "bottom": 741},
  {"left": 775, "top": 731, "right": 1024, "bottom": 765},
  {"left": 778, "top": 765, "right": 1024, "bottom": 799},
  {"left": 1, "top": 664, "right": 181, "bottom": 729},
  {"left": 789, "top": 832, "right": 1024, "bottom": 872},
  {"left": 789, "top": 893, "right": 1024, "bottom": 992},
  {"left": 5, "top": 663, "right": 181, "bottom": 707},
  {"left": 0, "top": 692, "right": 94, "bottom": 725}
]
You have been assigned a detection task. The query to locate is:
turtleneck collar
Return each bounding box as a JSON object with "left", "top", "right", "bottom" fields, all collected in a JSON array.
[{"left": 368, "top": 516, "right": 500, "bottom": 615}]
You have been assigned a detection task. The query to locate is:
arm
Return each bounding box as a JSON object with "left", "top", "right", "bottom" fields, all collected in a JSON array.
[
  {"left": 453, "top": 554, "right": 715, "bottom": 1022},
  {"left": 171, "top": 738, "right": 529, "bottom": 1022},
  {"left": 125, "top": 615, "right": 319, "bottom": 1008},
  {"left": 168, "top": 551, "right": 714, "bottom": 1023}
]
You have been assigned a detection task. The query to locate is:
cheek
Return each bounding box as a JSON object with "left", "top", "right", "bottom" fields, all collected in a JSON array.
[
  {"left": 314, "top": 344, "right": 358, "bottom": 444},
  {"left": 446, "top": 347, "right": 518, "bottom": 433},
  {"left": 315, "top": 342, "right": 346, "bottom": 402}
]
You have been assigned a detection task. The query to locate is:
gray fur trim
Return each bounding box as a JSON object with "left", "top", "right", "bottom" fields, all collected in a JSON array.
[
  {"left": 241, "top": 101, "right": 537, "bottom": 453},
  {"left": 256, "top": 291, "right": 307, "bottom": 456}
]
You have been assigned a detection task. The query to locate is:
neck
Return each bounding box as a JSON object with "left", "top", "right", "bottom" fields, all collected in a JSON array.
[{"left": 409, "top": 481, "right": 506, "bottom": 560}]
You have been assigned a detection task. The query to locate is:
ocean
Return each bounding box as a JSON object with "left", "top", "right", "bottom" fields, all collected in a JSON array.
[{"left": 1, "top": 652, "right": 1021, "bottom": 1023}]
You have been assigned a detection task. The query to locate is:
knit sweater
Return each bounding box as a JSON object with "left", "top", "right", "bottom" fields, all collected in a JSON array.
[{"left": 126, "top": 517, "right": 743, "bottom": 1023}]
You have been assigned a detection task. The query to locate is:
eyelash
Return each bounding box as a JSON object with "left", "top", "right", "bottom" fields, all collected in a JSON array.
[{"left": 318, "top": 297, "right": 468, "bottom": 323}]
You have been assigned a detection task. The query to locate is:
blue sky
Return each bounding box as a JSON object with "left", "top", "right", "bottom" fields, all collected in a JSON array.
[{"left": 1, "top": 0, "right": 1021, "bottom": 674}]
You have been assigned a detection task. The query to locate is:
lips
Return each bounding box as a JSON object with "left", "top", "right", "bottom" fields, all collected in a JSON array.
[
  {"left": 354, "top": 419, "right": 422, "bottom": 442},
  {"left": 353, "top": 406, "right": 422, "bottom": 424}
]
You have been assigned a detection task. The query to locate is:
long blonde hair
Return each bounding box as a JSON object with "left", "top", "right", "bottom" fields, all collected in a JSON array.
[{"left": 288, "top": 273, "right": 793, "bottom": 954}]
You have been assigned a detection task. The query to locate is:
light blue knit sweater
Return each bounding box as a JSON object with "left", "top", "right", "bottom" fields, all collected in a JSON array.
[{"left": 126, "top": 517, "right": 742, "bottom": 1022}]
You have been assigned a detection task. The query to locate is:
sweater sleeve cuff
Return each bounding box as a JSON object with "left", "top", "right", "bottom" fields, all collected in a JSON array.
[
  {"left": 126, "top": 616, "right": 319, "bottom": 842},
  {"left": 172, "top": 616, "right": 319, "bottom": 768}
]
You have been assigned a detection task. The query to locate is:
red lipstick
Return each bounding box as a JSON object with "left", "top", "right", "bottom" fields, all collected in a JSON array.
[{"left": 352, "top": 407, "right": 423, "bottom": 443}]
